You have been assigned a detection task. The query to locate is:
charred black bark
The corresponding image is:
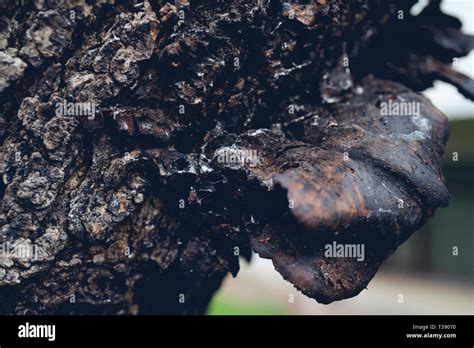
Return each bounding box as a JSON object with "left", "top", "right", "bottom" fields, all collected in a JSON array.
[{"left": 0, "top": 0, "right": 471, "bottom": 314}]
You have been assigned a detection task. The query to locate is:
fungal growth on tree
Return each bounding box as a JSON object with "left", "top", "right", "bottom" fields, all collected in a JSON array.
[{"left": 0, "top": 0, "right": 472, "bottom": 314}]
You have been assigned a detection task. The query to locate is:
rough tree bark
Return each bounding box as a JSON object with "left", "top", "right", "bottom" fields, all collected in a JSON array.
[{"left": 0, "top": 0, "right": 472, "bottom": 314}]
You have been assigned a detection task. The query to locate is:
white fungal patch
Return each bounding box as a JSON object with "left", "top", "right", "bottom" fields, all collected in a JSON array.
[
  {"left": 398, "top": 114, "right": 432, "bottom": 141},
  {"left": 248, "top": 129, "right": 267, "bottom": 136}
]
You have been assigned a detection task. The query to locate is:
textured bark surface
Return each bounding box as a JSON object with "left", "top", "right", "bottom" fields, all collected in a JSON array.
[{"left": 0, "top": 0, "right": 472, "bottom": 314}]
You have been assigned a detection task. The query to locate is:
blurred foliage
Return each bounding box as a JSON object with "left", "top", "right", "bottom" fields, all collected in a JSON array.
[
  {"left": 444, "top": 118, "right": 474, "bottom": 166},
  {"left": 207, "top": 293, "right": 289, "bottom": 315}
]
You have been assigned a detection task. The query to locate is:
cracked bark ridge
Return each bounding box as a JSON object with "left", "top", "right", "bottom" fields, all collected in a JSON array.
[{"left": 0, "top": 0, "right": 471, "bottom": 313}]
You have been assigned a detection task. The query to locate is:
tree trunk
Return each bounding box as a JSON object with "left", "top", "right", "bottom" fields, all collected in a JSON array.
[{"left": 0, "top": 0, "right": 471, "bottom": 314}]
